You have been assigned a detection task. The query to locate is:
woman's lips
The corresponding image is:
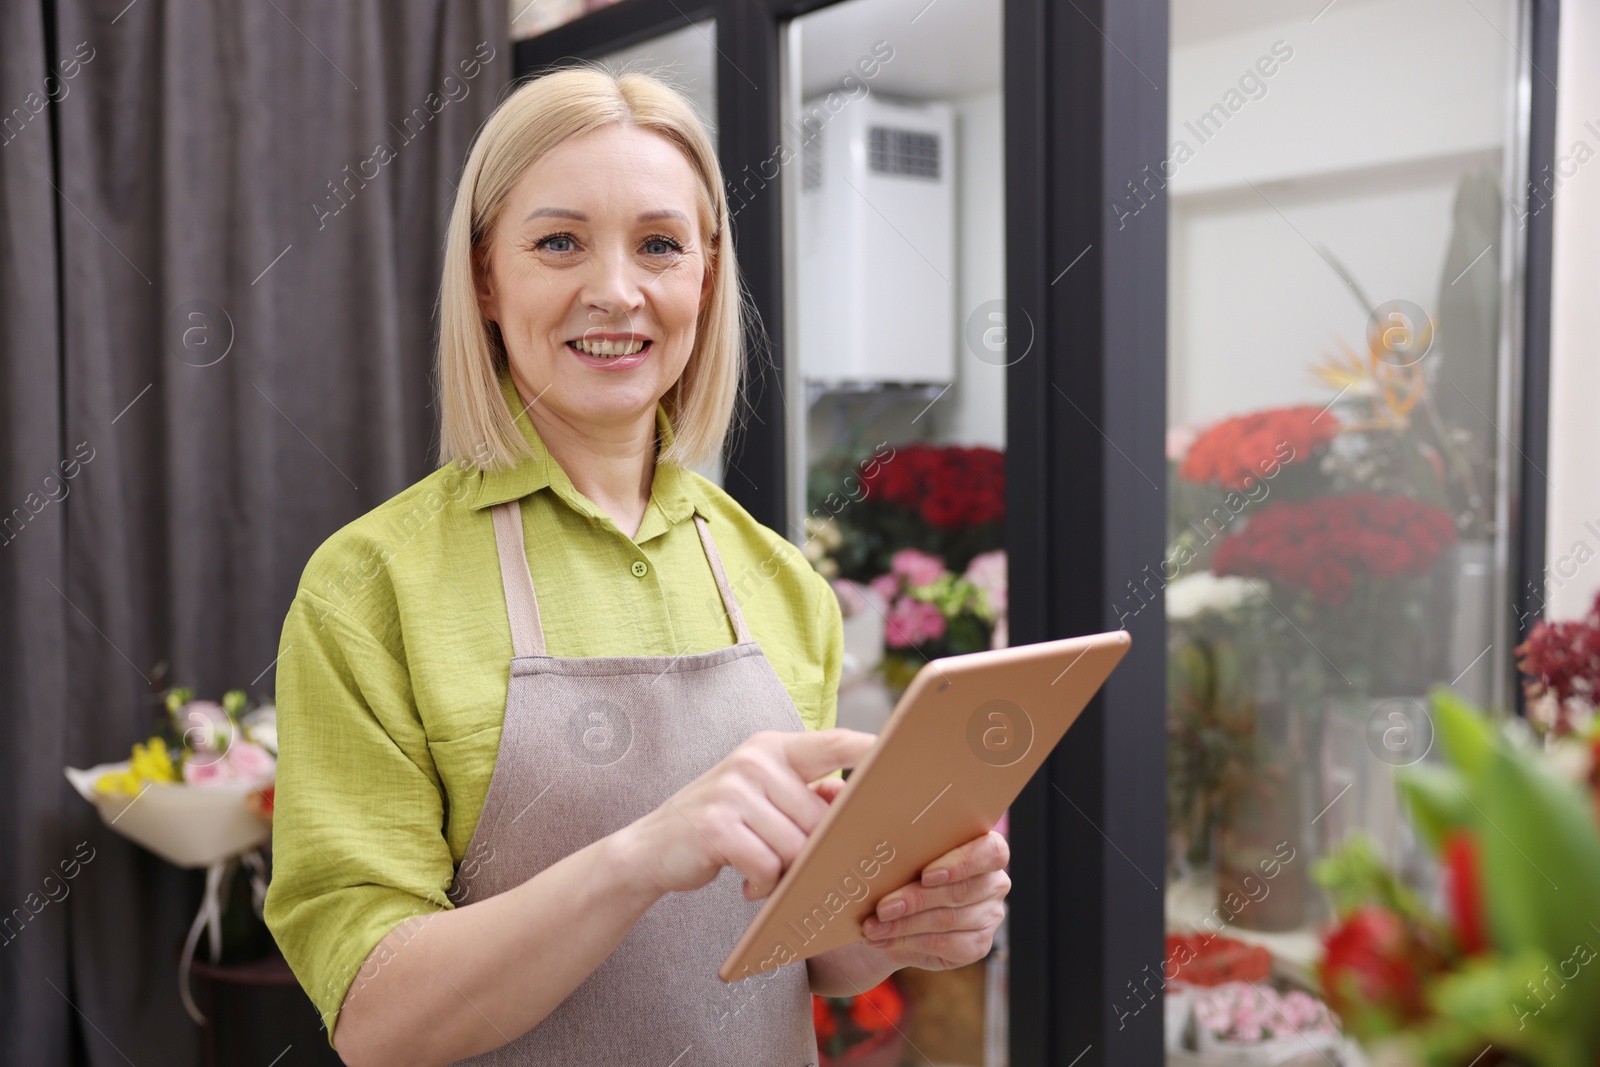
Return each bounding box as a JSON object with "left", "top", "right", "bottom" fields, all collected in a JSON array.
[{"left": 566, "top": 339, "right": 651, "bottom": 371}]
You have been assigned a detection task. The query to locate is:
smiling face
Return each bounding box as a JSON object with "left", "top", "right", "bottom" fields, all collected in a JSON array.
[{"left": 474, "top": 122, "right": 713, "bottom": 441}]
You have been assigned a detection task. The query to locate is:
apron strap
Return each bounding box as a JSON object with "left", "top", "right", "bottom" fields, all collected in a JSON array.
[
  {"left": 489, "top": 499, "right": 755, "bottom": 655},
  {"left": 491, "top": 500, "right": 546, "bottom": 657},
  {"left": 692, "top": 512, "right": 754, "bottom": 645}
]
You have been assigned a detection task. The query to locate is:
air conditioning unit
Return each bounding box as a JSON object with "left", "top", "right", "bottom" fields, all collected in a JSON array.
[{"left": 797, "top": 94, "right": 956, "bottom": 385}]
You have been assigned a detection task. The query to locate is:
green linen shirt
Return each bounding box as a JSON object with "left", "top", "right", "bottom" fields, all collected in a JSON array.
[{"left": 263, "top": 372, "right": 842, "bottom": 1043}]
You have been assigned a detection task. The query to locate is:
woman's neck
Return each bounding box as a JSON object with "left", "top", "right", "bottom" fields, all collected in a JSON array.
[{"left": 519, "top": 392, "right": 657, "bottom": 540}]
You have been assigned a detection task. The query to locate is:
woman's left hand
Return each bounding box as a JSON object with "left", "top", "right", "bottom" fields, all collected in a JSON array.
[{"left": 809, "top": 778, "right": 1010, "bottom": 972}]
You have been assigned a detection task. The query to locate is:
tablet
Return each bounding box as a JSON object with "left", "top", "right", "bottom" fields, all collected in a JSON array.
[{"left": 718, "top": 629, "right": 1131, "bottom": 982}]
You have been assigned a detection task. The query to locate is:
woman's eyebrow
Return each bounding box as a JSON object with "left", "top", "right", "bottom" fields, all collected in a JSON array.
[{"left": 523, "top": 207, "right": 689, "bottom": 224}]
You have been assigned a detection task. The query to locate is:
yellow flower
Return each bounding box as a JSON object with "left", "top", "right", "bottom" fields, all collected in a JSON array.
[
  {"left": 95, "top": 737, "right": 179, "bottom": 795},
  {"left": 1309, "top": 334, "right": 1426, "bottom": 432}
]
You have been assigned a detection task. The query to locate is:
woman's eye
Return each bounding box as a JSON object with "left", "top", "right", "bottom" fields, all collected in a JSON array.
[
  {"left": 643, "top": 235, "right": 683, "bottom": 256},
  {"left": 535, "top": 233, "right": 577, "bottom": 254}
]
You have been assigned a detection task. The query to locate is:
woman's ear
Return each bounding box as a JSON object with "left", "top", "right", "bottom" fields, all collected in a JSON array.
[
  {"left": 473, "top": 243, "right": 497, "bottom": 323},
  {"left": 699, "top": 238, "right": 716, "bottom": 309}
]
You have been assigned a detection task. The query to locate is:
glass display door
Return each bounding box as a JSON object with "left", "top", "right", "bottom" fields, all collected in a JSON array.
[
  {"left": 782, "top": 2, "right": 1009, "bottom": 1063},
  {"left": 1159, "top": 0, "right": 1543, "bottom": 1062}
]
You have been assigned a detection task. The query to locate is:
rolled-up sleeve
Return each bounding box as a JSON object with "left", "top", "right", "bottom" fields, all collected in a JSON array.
[
  {"left": 263, "top": 586, "right": 456, "bottom": 1045},
  {"left": 813, "top": 570, "right": 843, "bottom": 735}
]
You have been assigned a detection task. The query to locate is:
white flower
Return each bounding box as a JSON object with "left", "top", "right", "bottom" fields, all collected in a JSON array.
[
  {"left": 1165, "top": 573, "right": 1254, "bottom": 621},
  {"left": 242, "top": 705, "right": 278, "bottom": 756}
]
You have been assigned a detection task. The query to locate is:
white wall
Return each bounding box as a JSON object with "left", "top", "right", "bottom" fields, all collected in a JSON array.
[
  {"left": 936, "top": 89, "right": 1007, "bottom": 449},
  {"left": 1544, "top": 0, "right": 1600, "bottom": 617},
  {"left": 1166, "top": 0, "right": 1517, "bottom": 431}
]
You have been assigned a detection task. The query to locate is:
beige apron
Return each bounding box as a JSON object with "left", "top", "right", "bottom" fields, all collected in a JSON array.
[{"left": 446, "top": 498, "right": 819, "bottom": 1066}]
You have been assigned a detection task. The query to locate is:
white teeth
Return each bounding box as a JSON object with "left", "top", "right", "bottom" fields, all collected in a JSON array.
[{"left": 572, "top": 338, "right": 646, "bottom": 357}]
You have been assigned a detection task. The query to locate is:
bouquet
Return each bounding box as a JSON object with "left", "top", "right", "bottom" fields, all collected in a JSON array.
[
  {"left": 864, "top": 548, "right": 1005, "bottom": 692},
  {"left": 1178, "top": 405, "right": 1340, "bottom": 492},
  {"left": 1211, "top": 493, "right": 1458, "bottom": 606},
  {"left": 1198, "top": 492, "right": 1457, "bottom": 698},
  {"left": 808, "top": 442, "right": 1004, "bottom": 582},
  {"left": 66, "top": 687, "right": 277, "bottom": 869},
  {"left": 65, "top": 684, "right": 279, "bottom": 1024}
]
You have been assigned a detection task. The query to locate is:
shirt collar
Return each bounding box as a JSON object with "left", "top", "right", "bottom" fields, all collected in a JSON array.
[{"left": 471, "top": 372, "right": 700, "bottom": 532}]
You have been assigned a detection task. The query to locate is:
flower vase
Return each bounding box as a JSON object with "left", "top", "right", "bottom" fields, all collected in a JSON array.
[
  {"left": 1441, "top": 539, "right": 1495, "bottom": 709},
  {"left": 1214, "top": 701, "right": 1309, "bottom": 932},
  {"left": 1317, "top": 696, "right": 1418, "bottom": 870},
  {"left": 878, "top": 651, "right": 921, "bottom": 706}
]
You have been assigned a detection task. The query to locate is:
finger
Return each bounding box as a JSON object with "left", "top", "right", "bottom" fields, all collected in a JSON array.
[
  {"left": 737, "top": 788, "right": 810, "bottom": 869},
  {"left": 917, "top": 830, "right": 1010, "bottom": 888},
  {"left": 872, "top": 869, "right": 1010, "bottom": 923},
  {"left": 715, "top": 821, "right": 785, "bottom": 899},
  {"left": 809, "top": 777, "right": 848, "bottom": 804},
  {"left": 863, "top": 898, "right": 1006, "bottom": 942},
  {"left": 748, "top": 753, "right": 832, "bottom": 835},
  {"left": 861, "top": 927, "right": 995, "bottom": 968},
  {"left": 780, "top": 728, "right": 877, "bottom": 784}
]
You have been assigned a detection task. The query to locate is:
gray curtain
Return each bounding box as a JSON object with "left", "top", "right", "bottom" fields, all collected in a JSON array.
[{"left": 1, "top": 2, "right": 508, "bottom": 1062}]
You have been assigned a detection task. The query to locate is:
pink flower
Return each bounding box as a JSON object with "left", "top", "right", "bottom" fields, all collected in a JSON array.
[
  {"left": 178, "top": 700, "right": 232, "bottom": 753},
  {"left": 868, "top": 573, "right": 901, "bottom": 602},
  {"left": 182, "top": 755, "right": 230, "bottom": 785},
  {"left": 889, "top": 548, "right": 946, "bottom": 589},
  {"left": 963, "top": 550, "right": 1008, "bottom": 615},
  {"left": 885, "top": 597, "right": 946, "bottom": 648},
  {"left": 225, "top": 741, "right": 276, "bottom": 782}
]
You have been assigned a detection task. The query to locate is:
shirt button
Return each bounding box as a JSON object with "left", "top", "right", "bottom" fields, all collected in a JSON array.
[{"left": 630, "top": 559, "right": 649, "bottom": 578}]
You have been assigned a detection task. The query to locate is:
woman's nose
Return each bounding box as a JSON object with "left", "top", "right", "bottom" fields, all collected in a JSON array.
[{"left": 580, "top": 242, "right": 648, "bottom": 316}]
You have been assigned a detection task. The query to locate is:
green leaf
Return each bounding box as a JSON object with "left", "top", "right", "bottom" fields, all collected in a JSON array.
[
  {"left": 1475, "top": 743, "right": 1600, "bottom": 943},
  {"left": 1467, "top": 746, "right": 1600, "bottom": 1060},
  {"left": 1427, "top": 686, "right": 1496, "bottom": 780},
  {"left": 1396, "top": 763, "right": 1473, "bottom": 852},
  {"left": 1417, "top": 951, "right": 1588, "bottom": 1067},
  {"left": 1312, "top": 834, "right": 1432, "bottom": 924}
]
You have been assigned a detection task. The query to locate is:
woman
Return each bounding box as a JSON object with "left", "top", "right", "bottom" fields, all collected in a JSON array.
[{"left": 264, "top": 66, "right": 1010, "bottom": 1067}]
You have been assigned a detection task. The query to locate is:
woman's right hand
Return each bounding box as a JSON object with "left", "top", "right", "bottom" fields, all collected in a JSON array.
[{"left": 627, "top": 728, "right": 877, "bottom": 901}]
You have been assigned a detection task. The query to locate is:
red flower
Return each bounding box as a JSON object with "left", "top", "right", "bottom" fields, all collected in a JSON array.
[
  {"left": 848, "top": 979, "right": 904, "bottom": 1033},
  {"left": 1166, "top": 933, "right": 1272, "bottom": 986},
  {"left": 1178, "top": 406, "right": 1340, "bottom": 490},
  {"left": 1515, "top": 590, "right": 1600, "bottom": 717},
  {"left": 870, "top": 460, "right": 918, "bottom": 506},
  {"left": 1319, "top": 906, "right": 1432, "bottom": 1023},
  {"left": 1441, "top": 831, "right": 1487, "bottom": 955},
  {"left": 856, "top": 444, "right": 1005, "bottom": 529},
  {"left": 812, "top": 995, "right": 836, "bottom": 1041},
  {"left": 1211, "top": 494, "right": 1457, "bottom": 603}
]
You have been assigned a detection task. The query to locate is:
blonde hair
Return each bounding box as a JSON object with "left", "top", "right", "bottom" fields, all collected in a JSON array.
[{"left": 436, "top": 63, "right": 747, "bottom": 472}]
